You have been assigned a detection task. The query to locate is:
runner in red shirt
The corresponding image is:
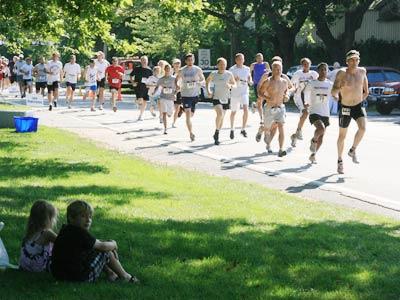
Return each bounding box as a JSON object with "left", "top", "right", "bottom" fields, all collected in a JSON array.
[{"left": 105, "top": 57, "right": 124, "bottom": 112}]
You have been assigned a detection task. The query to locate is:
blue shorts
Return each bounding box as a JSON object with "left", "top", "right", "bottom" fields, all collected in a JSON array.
[
  {"left": 89, "top": 85, "right": 97, "bottom": 92},
  {"left": 182, "top": 96, "right": 198, "bottom": 113}
]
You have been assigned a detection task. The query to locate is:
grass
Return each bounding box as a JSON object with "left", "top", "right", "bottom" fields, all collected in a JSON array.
[
  {"left": 0, "top": 103, "right": 30, "bottom": 111},
  {"left": 0, "top": 127, "right": 399, "bottom": 300}
]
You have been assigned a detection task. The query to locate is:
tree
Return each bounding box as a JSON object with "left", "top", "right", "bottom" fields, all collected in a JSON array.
[
  {"left": 259, "top": 0, "right": 309, "bottom": 67},
  {"left": 309, "top": 0, "right": 375, "bottom": 62}
]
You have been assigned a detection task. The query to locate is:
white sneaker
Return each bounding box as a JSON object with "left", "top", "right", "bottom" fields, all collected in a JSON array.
[
  {"left": 309, "top": 153, "right": 316, "bottom": 164},
  {"left": 99, "top": 105, "right": 103, "bottom": 110},
  {"left": 348, "top": 149, "right": 359, "bottom": 164},
  {"left": 310, "top": 139, "right": 317, "bottom": 153},
  {"left": 290, "top": 134, "right": 297, "bottom": 147},
  {"left": 296, "top": 130, "right": 303, "bottom": 140},
  {"left": 337, "top": 161, "right": 344, "bottom": 174}
]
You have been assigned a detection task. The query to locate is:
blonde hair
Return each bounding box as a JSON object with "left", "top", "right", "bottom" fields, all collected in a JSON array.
[
  {"left": 216, "top": 57, "right": 227, "bottom": 65},
  {"left": 67, "top": 200, "right": 93, "bottom": 224},
  {"left": 24, "top": 200, "right": 57, "bottom": 241}
]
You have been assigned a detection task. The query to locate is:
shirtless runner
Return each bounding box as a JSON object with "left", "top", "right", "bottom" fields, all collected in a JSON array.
[
  {"left": 258, "top": 61, "right": 290, "bottom": 157},
  {"left": 331, "top": 50, "right": 368, "bottom": 174}
]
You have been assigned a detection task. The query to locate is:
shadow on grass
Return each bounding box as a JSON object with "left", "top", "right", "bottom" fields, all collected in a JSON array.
[
  {"left": 1, "top": 214, "right": 400, "bottom": 299},
  {"left": 0, "top": 185, "right": 171, "bottom": 210},
  {"left": 0, "top": 141, "right": 26, "bottom": 152},
  {"left": 0, "top": 157, "right": 108, "bottom": 179}
]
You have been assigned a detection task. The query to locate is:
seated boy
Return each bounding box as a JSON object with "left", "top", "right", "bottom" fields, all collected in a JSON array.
[{"left": 50, "top": 200, "right": 138, "bottom": 283}]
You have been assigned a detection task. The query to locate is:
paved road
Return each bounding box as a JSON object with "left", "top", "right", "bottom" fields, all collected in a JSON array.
[{"left": 3, "top": 91, "right": 400, "bottom": 219}]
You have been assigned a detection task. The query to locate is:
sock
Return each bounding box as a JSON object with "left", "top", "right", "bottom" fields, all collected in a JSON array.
[{"left": 338, "top": 159, "right": 343, "bottom": 163}]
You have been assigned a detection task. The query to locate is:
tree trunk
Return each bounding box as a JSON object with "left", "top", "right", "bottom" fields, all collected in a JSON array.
[
  {"left": 255, "top": 9, "right": 263, "bottom": 52},
  {"left": 276, "top": 29, "right": 296, "bottom": 70}
]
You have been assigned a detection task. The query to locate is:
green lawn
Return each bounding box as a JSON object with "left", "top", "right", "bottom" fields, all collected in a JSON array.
[{"left": 0, "top": 127, "right": 399, "bottom": 300}]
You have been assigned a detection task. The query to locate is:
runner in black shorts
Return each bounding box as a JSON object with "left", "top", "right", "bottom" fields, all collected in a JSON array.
[
  {"left": 332, "top": 50, "right": 368, "bottom": 174},
  {"left": 130, "top": 55, "right": 152, "bottom": 121},
  {"left": 171, "top": 58, "right": 182, "bottom": 128},
  {"left": 175, "top": 53, "right": 205, "bottom": 141}
]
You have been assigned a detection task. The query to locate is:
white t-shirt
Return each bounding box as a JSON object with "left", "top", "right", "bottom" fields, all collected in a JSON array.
[
  {"left": 147, "top": 75, "right": 161, "bottom": 94},
  {"left": 229, "top": 65, "right": 250, "bottom": 98},
  {"left": 46, "top": 60, "right": 63, "bottom": 83},
  {"left": 95, "top": 59, "right": 110, "bottom": 80},
  {"left": 21, "top": 64, "right": 34, "bottom": 80},
  {"left": 304, "top": 79, "right": 333, "bottom": 117},
  {"left": 63, "top": 62, "right": 81, "bottom": 84},
  {"left": 180, "top": 65, "right": 203, "bottom": 97},
  {"left": 85, "top": 66, "right": 98, "bottom": 86},
  {"left": 291, "top": 70, "right": 319, "bottom": 98}
]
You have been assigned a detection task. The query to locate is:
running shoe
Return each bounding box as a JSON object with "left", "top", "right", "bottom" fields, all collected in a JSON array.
[
  {"left": 348, "top": 148, "right": 359, "bottom": 163},
  {"left": 230, "top": 130, "right": 234, "bottom": 140},
  {"left": 113, "top": 106, "right": 117, "bottom": 112},
  {"left": 48, "top": 104, "right": 52, "bottom": 111},
  {"left": 151, "top": 111, "right": 156, "bottom": 117},
  {"left": 255, "top": 131, "right": 262, "bottom": 142},
  {"left": 240, "top": 130, "right": 247, "bottom": 138},
  {"left": 53, "top": 101, "right": 57, "bottom": 108},
  {"left": 137, "top": 116, "right": 143, "bottom": 121},
  {"left": 164, "top": 130, "right": 167, "bottom": 135},
  {"left": 290, "top": 134, "right": 297, "bottom": 147},
  {"left": 309, "top": 153, "right": 316, "bottom": 164},
  {"left": 91, "top": 107, "right": 96, "bottom": 112},
  {"left": 337, "top": 161, "right": 344, "bottom": 174},
  {"left": 278, "top": 150, "right": 287, "bottom": 157},
  {"left": 68, "top": 104, "right": 72, "bottom": 109},
  {"left": 172, "top": 124, "right": 177, "bottom": 128},
  {"left": 159, "top": 118, "right": 163, "bottom": 124},
  {"left": 266, "top": 144, "right": 272, "bottom": 154},
  {"left": 309, "top": 139, "right": 317, "bottom": 153},
  {"left": 190, "top": 133, "right": 195, "bottom": 142},
  {"left": 99, "top": 105, "right": 104, "bottom": 110}
]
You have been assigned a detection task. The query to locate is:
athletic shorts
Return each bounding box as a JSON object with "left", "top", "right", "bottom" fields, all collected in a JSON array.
[
  {"left": 309, "top": 114, "right": 330, "bottom": 127},
  {"left": 338, "top": 102, "right": 366, "bottom": 128},
  {"left": 134, "top": 83, "right": 149, "bottom": 101},
  {"left": 160, "top": 99, "right": 174, "bottom": 115},
  {"left": 212, "top": 99, "right": 230, "bottom": 111},
  {"left": 109, "top": 85, "right": 120, "bottom": 93},
  {"left": 97, "top": 78, "right": 106, "bottom": 89},
  {"left": 174, "top": 92, "right": 182, "bottom": 105},
  {"left": 182, "top": 96, "right": 198, "bottom": 113},
  {"left": 66, "top": 82, "right": 76, "bottom": 91},
  {"left": 23, "top": 79, "right": 33, "bottom": 86},
  {"left": 35, "top": 82, "right": 47, "bottom": 91},
  {"left": 230, "top": 95, "right": 249, "bottom": 112},
  {"left": 47, "top": 81, "right": 59, "bottom": 92},
  {"left": 264, "top": 105, "right": 286, "bottom": 128},
  {"left": 16, "top": 75, "right": 23, "bottom": 83},
  {"left": 85, "top": 84, "right": 97, "bottom": 92},
  {"left": 294, "top": 95, "right": 307, "bottom": 112}
]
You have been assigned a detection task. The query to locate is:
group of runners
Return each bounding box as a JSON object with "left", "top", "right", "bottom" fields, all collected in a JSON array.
[{"left": 1, "top": 49, "right": 368, "bottom": 174}]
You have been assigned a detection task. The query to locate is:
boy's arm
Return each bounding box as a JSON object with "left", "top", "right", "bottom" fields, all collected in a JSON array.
[{"left": 93, "top": 239, "right": 117, "bottom": 252}]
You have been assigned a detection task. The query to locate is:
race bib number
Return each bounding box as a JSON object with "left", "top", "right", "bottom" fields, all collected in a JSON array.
[
  {"left": 220, "top": 98, "right": 229, "bottom": 104},
  {"left": 112, "top": 78, "right": 119, "bottom": 84},
  {"left": 341, "top": 107, "right": 351, "bottom": 116},
  {"left": 38, "top": 75, "right": 46, "bottom": 82},
  {"left": 186, "top": 82, "right": 196, "bottom": 89},
  {"left": 163, "top": 87, "right": 173, "bottom": 95},
  {"left": 318, "top": 93, "right": 328, "bottom": 102}
]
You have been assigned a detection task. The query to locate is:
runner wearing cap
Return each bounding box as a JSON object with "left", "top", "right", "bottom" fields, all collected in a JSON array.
[
  {"left": 206, "top": 57, "right": 236, "bottom": 145},
  {"left": 332, "top": 50, "right": 368, "bottom": 174},
  {"left": 304, "top": 63, "right": 333, "bottom": 163},
  {"left": 229, "top": 53, "right": 252, "bottom": 139},
  {"left": 290, "top": 58, "right": 318, "bottom": 147},
  {"left": 46, "top": 52, "right": 63, "bottom": 111},
  {"left": 105, "top": 57, "right": 124, "bottom": 112},
  {"left": 175, "top": 53, "right": 205, "bottom": 141},
  {"left": 63, "top": 55, "right": 81, "bottom": 109},
  {"left": 95, "top": 51, "right": 110, "bottom": 110}
]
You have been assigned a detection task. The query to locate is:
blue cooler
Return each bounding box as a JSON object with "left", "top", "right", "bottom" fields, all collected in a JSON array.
[{"left": 13, "top": 117, "right": 39, "bottom": 133}]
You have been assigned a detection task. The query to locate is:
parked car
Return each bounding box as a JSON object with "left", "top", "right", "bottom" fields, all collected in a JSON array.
[
  {"left": 366, "top": 67, "right": 400, "bottom": 115},
  {"left": 117, "top": 57, "right": 141, "bottom": 88}
]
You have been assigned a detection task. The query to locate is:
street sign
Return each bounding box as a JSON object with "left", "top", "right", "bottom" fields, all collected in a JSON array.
[{"left": 198, "top": 49, "right": 210, "bottom": 69}]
